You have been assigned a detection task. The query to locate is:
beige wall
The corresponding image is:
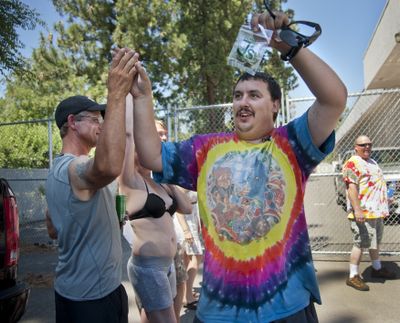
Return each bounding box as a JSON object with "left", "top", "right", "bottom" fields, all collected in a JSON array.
[{"left": 363, "top": 0, "right": 400, "bottom": 89}]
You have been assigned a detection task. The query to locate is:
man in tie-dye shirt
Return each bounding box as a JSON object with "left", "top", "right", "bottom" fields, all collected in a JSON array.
[
  {"left": 343, "top": 135, "right": 396, "bottom": 292},
  {"left": 132, "top": 10, "right": 347, "bottom": 323}
]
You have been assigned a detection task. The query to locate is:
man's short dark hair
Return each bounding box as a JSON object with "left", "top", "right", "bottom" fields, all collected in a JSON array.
[{"left": 234, "top": 72, "right": 282, "bottom": 101}]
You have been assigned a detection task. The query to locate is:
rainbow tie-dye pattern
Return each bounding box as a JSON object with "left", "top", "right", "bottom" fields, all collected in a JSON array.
[{"left": 154, "top": 113, "right": 334, "bottom": 322}]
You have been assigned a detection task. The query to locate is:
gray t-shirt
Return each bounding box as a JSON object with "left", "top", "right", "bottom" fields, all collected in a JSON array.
[{"left": 46, "top": 154, "right": 122, "bottom": 300}]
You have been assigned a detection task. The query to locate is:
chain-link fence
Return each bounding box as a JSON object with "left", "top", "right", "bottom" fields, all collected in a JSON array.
[
  {"left": 1, "top": 88, "right": 400, "bottom": 255},
  {"left": 292, "top": 89, "right": 400, "bottom": 255},
  {"left": 160, "top": 88, "right": 400, "bottom": 255}
]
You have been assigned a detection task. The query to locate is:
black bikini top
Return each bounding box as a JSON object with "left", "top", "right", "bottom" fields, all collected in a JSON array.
[{"left": 128, "top": 179, "right": 178, "bottom": 220}]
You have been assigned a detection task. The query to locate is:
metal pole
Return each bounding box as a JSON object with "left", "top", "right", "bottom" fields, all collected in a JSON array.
[
  {"left": 174, "top": 106, "right": 178, "bottom": 142},
  {"left": 47, "top": 119, "right": 53, "bottom": 169},
  {"left": 166, "top": 105, "right": 172, "bottom": 142},
  {"left": 285, "top": 91, "right": 290, "bottom": 123},
  {"left": 281, "top": 90, "right": 287, "bottom": 125}
]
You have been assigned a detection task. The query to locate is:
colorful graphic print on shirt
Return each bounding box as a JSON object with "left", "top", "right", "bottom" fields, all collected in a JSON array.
[{"left": 196, "top": 134, "right": 307, "bottom": 307}]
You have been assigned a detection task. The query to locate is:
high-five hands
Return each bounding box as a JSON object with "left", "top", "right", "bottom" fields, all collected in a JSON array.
[
  {"left": 108, "top": 48, "right": 140, "bottom": 98},
  {"left": 130, "top": 61, "right": 152, "bottom": 99},
  {"left": 111, "top": 47, "right": 152, "bottom": 100}
]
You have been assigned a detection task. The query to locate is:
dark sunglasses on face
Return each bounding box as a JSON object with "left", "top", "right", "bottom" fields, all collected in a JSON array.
[{"left": 356, "top": 143, "right": 372, "bottom": 147}]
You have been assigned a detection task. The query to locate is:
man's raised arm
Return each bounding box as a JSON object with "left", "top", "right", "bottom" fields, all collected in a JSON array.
[
  {"left": 70, "top": 49, "right": 139, "bottom": 193},
  {"left": 291, "top": 48, "right": 347, "bottom": 147},
  {"left": 252, "top": 11, "right": 347, "bottom": 147}
]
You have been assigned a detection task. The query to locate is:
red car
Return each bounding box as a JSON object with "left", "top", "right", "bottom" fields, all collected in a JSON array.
[{"left": 0, "top": 178, "right": 30, "bottom": 322}]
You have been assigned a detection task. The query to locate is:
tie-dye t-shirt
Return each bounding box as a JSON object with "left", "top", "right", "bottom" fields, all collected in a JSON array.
[
  {"left": 342, "top": 155, "right": 389, "bottom": 219},
  {"left": 154, "top": 112, "right": 334, "bottom": 322}
]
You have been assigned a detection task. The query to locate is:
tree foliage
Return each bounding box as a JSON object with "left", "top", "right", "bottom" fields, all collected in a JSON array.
[
  {"left": 0, "top": 0, "right": 299, "bottom": 167},
  {"left": 0, "top": 35, "right": 98, "bottom": 122},
  {"left": 0, "top": 0, "right": 43, "bottom": 77},
  {"left": 0, "top": 122, "right": 61, "bottom": 168}
]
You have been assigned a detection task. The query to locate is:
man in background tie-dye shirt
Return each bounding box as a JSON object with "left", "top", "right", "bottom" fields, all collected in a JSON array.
[
  {"left": 343, "top": 135, "right": 396, "bottom": 292},
  {"left": 132, "top": 9, "right": 347, "bottom": 323}
]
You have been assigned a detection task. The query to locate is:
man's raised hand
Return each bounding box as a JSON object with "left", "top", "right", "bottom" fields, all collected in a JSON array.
[
  {"left": 130, "top": 61, "right": 152, "bottom": 100},
  {"left": 108, "top": 48, "right": 140, "bottom": 98}
]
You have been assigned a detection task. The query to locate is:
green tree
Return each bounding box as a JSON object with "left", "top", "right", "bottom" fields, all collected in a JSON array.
[
  {"left": 0, "top": 34, "right": 103, "bottom": 122},
  {"left": 0, "top": 34, "right": 104, "bottom": 168},
  {"left": 51, "top": 0, "right": 116, "bottom": 85},
  {"left": 0, "top": 122, "right": 61, "bottom": 168},
  {"left": 51, "top": 0, "right": 297, "bottom": 107},
  {"left": 172, "top": 0, "right": 296, "bottom": 133},
  {"left": 0, "top": 0, "right": 43, "bottom": 77},
  {"left": 115, "top": 0, "right": 296, "bottom": 132},
  {"left": 3, "top": 0, "right": 297, "bottom": 118},
  {"left": 0, "top": 0, "right": 299, "bottom": 167}
]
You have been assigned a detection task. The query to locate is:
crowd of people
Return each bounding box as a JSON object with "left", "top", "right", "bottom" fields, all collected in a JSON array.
[{"left": 42, "top": 7, "right": 396, "bottom": 323}]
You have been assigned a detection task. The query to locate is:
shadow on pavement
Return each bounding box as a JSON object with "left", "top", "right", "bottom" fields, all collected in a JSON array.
[{"left": 362, "top": 261, "right": 400, "bottom": 283}]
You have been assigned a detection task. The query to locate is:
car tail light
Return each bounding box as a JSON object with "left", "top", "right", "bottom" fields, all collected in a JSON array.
[
  {"left": 4, "top": 195, "right": 19, "bottom": 267},
  {"left": 1, "top": 179, "right": 20, "bottom": 269}
]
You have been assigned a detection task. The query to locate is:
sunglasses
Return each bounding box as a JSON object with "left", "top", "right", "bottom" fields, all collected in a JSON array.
[
  {"left": 356, "top": 143, "right": 372, "bottom": 147},
  {"left": 75, "top": 114, "right": 104, "bottom": 125},
  {"left": 263, "top": 1, "right": 321, "bottom": 48}
]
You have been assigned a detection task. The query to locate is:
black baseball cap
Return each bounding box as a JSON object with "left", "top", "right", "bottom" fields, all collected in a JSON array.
[{"left": 55, "top": 95, "right": 106, "bottom": 129}]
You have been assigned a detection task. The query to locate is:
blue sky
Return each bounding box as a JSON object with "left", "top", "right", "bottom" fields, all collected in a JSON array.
[
  {"left": 282, "top": 0, "right": 387, "bottom": 98},
  {"left": 15, "top": 0, "right": 387, "bottom": 99}
]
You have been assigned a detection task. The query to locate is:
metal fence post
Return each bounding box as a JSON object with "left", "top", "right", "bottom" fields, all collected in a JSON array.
[
  {"left": 47, "top": 119, "right": 53, "bottom": 169},
  {"left": 174, "top": 106, "right": 178, "bottom": 142},
  {"left": 281, "top": 90, "right": 287, "bottom": 125},
  {"left": 166, "top": 105, "right": 172, "bottom": 142},
  {"left": 284, "top": 91, "right": 289, "bottom": 124}
]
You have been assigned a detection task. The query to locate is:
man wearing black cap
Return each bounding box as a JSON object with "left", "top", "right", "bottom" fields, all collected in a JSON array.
[{"left": 45, "top": 48, "right": 138, "bottom": 323}]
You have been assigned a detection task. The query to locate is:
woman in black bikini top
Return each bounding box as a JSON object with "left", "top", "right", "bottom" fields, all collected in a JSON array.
[
  {"left": 118, "top": 95, "right": 192, "bottom": 323},
  {"left": 128, "top": 179, "right": 178, "bottom": 220}
]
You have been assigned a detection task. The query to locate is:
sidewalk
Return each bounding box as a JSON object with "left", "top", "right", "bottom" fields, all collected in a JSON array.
[
  {"left": 18, "top": 241, "right": 400, "bottom": 323},
  {"left": 315, "top": 258, "right": 400, "bottom": 323}
]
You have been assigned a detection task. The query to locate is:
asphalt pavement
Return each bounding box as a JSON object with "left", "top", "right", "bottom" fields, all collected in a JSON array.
[
  {"left": 18, "top": 238, "right": 200, "bottom": 323},
  {"left": 18, "top": 238, "right": 400, "bottom": 323}
]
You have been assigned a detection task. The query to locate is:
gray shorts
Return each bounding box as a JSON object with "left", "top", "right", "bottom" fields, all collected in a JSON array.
[
  {"left": 127, "top": 256, "right": 176, "bottom": 312},
  {"left": 350, "top": 218, "right": 384, "bottom": 249}
]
